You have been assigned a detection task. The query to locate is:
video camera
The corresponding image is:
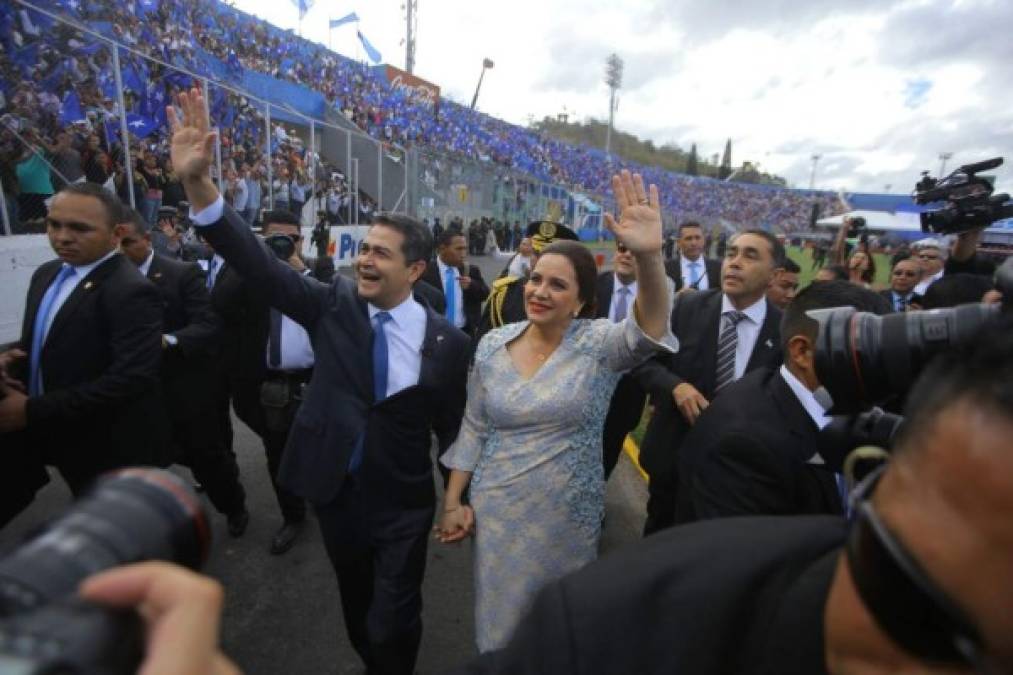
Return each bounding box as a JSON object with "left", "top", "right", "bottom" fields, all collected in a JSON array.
[
  {"left": 0, "top": 469, "right": 211, "bottom": 674},
  {"left": 914, "top": 157, "right": 1013, "bottom": 235},
  {"left": 810, "top": 257, "right": 1013, "bottom": 415},
  {"left": 264, "top": 233, "right": 296, "bottom": 260}
]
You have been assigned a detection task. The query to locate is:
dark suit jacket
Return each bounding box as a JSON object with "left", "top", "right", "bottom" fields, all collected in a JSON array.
[
  {"left": 146, "top": 253, "right": 223, "bottom": 419},
  {"left": 16, "top": 253, "right": 171, "bottom": 470},
  {"left": 594, "top": 272, "right": 647, "bottom": 434},
  {"left": 198, "top": 203, "right": 470, "bottom": 508},
  {"left": 414, "top": 279, "right": 446, "bottom": 314},
  {"left": 633, "top": 289, "right": 782, "bottom": 483},
  {"left": 675, "top": 367, "right": 844, "bottom": 524},
  {"left": 664, "top": 255, "right": 722, "bottom": 291},
  {"left": 209, "top": 260, "right": 271, "bottom": 388},
  {"left": 455, "top": 516, "right": 845, "bottom": 675},
  {"left": 420, "top": 260, "right": 490, "bottom": 335},
  {"left": 878, "top": 289, "right": 922, "bottom": 312}
]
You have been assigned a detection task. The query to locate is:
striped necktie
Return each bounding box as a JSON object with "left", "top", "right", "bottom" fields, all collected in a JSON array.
[{"left": 715, "top": 310, "right": 747, "bottom": 393}]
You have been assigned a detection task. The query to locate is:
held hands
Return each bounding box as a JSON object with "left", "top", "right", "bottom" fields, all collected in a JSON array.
[
  {"left": 673, "top": 382, "right": 709, "bottom": 425},
  {"left": 604, "top": 170, "right": 662, "bottom": 256},
  {"left": 434, "top": 504, "right": 475, "bottom": 543}
]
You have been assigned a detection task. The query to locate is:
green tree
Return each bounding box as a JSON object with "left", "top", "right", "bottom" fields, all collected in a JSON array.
[
  {"left": 686, "top": 143, "right": 699, "bottom": 176},
  {"left": 719, "top": 138, "right": 733, "bottom": 179}
]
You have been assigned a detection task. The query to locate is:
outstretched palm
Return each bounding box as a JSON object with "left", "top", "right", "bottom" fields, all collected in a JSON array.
[
  {"left": 604, "top": 170, "right": 663, "bottom": 255},
  {"left": 167, "top": 88, "right": 216, "bottom": 182}
]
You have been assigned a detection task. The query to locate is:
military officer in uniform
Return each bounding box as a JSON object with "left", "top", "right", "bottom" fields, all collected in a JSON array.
[{"left": 475, "top": 220, "right": 580, "bottom": 343}]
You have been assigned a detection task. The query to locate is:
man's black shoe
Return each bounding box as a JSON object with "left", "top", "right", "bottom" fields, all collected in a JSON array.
[
  {"left": 269, "top": 520, "right": 304, "bottom": 555},
  {"left": 227, "top": 509, "right": 250, "bottom": 538}
]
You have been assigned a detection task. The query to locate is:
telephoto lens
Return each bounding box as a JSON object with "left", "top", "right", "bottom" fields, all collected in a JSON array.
[
  {"left": 264, "top": 233, "right": 296, "bottom": 260},
  {"left": 0, "top": 468, "right": 211, "bottom": 617}
]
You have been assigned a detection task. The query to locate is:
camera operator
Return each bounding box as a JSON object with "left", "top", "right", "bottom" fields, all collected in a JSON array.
[
  {"left": 673, "top": 281, "right": 889, "bottom": 524},
  {"left": 880, "top": 254, "right": 923, "bottom": 311},
  {"left": 455, "top": 315, "right": 1013, "bottom": 674}
]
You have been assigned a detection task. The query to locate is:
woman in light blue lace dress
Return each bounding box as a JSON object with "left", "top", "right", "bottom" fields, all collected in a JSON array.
[{"left": 437, "top": 171, "right": 677, "bottom": 651}]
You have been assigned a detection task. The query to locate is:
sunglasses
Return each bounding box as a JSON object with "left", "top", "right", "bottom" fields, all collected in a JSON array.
[{"left": 846, "top": 469, "right": 994, "bottom": 673}]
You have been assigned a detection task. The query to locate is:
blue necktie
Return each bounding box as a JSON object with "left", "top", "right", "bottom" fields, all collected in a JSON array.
[
  {"left": 689, "top": 260, "right": 701, "bottom": 287},
  {"left": 348, "top": 311, "right": 392, "bottom": 474},
  {"left": 206, "top": 257, "right": 217, "bottom": 290},
  {"left": 836, "top": 473, "right": 853, "bottom": 520},
  {"left": 29, "top": 264, "right": 75, "bottom": 397},
  {"left": 444, "top": 266, "right": 456, "bottom": 325}
]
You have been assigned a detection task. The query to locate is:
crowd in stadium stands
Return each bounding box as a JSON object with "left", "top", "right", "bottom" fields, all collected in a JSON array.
[{"left": 0, "top": 0, "right": 845, "bottom": 232}]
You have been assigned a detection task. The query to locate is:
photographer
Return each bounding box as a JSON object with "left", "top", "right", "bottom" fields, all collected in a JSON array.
[
  {"left": 673, "top": 281, "right": 888, "bottom": 524},
  {"left": 455, "top": 315, "right": 1013, "bottom": 674}
]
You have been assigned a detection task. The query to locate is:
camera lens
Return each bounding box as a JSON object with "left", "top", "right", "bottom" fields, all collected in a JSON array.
[
  {"left": 811, "top": 304, "right": 999, "bottom": 413},
  {"left": 264, "top": 234, "right": 296, "bottom": 260},
  {"left": 0, "top": 469, "right": 210, "bottom": 616}
]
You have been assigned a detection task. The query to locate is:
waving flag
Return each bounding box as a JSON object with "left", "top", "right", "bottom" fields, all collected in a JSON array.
[
  {"left": 124, "top": 113, "right": 157, "bottom": 138},
  {"left": 357, "top": 30, "right": 382, "bottom": 64},
  {"left": 329, "top": 12, "right": 358, "bottom": 29},
  {"left": 59, "top": 90, "right": 86, "bottom": 127}
]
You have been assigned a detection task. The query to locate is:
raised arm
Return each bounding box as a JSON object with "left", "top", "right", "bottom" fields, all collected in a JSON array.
[
  {"left": 604, "top": 171, "right": 668, "bottom": 341},
  {"left": 167, "top": 88, "right": 325, "bottom": 328}
]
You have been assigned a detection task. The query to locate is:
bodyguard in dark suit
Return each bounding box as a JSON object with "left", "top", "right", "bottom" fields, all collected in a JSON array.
[
  {"left": 420, "top": 229, "right": 489, "bottom": 339},
  {"left": 0, "top": 183, "right": 170, "bottom": 516},
  {"left": 118, "top": 208, "right": 249, "bottom": 532},
  {"left": 634, "top": 230, "right": 784, "bottom": 535},
  {"left": 677, "top": 281, "right": 893, "bottom": 524},
  {"left": 663, "top": 221, "right": 721, "bottom": 291},
  {"left": 880, "top": 254, "right": 923, "bottom": 312},
  {"left": 170, "top": 88, "right": 469, "bottom": 675}
]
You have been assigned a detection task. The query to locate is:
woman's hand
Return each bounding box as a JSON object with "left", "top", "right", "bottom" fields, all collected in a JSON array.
[
  {"left": 434, "top": 505, "right": 475, "bottom": 543},
  {"left": 604, "top": 170, "right": 662, "bottom": 256}
]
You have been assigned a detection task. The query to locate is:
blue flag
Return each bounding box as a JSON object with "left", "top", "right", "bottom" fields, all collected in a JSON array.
[
  {"left": 357, "top": 30, "right": 382, "bottom": 64},
  {"left": 329, "top": 12, "right": 358, "bottom": 29},
  {"left": 124, "top": 113, "right": 157, "bottom": 138},
  {"left": 136, "top": 0, "right": 158, "bottom": 16},
  {"left": 59, "top": 90, "right": 85, "bottom": 127}
]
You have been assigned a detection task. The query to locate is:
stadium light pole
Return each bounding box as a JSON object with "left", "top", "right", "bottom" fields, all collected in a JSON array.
[
  {"left": 604, "top": 53, "right": 623, "bottom": 157},
  {"left": 809, "top": 153, "right": 822, "bottom": 190},
  {"left": 938, "top": 151, "right": 953, "bottom": 178},
  {"left": 405, "top": 0, "right": 417, "bottom": 74},
  {"left": 470, "top": 58, "right": 494, "bottom": 110}
]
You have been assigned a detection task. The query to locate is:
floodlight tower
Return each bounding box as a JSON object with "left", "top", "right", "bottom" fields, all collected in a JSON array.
[
  {"left": 938, "top": 151, "right": 953, "bottom": 178},
  {"left": 604, "top": 53, "right": 623, "bottom": 157},
  {"left": 405, "top": 0, "right": 417, "bottom": 73},
  {"left": 809, "top": 153, "right": 822, "bottom": 190}
]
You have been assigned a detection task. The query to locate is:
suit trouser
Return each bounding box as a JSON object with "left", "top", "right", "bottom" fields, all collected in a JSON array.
[
  {"left": 232, "top": 379, "right": 306, "bottom": 523},
  {"left": 172, "top": 407, "right": 246, "bottom": 516},
  {"left": 643, "top": 473, "right": 678, "bottom": 536},
  {"left": 316, "top": 479, "right": 433, "bottom": 675}
]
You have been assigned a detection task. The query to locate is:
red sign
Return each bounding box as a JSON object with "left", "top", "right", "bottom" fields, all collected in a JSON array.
[{"left": 383, "top": 65, "right": 440, "bottom": 107}]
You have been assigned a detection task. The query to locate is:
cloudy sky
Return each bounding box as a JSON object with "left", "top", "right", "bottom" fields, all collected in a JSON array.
[{"left": 235, "top": 0, "right": 1013, "bottom": 193}]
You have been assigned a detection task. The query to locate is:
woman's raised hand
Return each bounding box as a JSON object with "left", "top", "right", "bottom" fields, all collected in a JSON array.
[{"left": 604, "top": 170, "right": 662, "bottom": 256}]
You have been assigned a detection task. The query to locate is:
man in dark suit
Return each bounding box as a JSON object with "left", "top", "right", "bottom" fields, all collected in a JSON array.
[
  {"left": 452, "top": 314, "right": 1013, "bottom": 675},
  {"left": 664, "top": 221, "right": 721, "bottom": 291},
  {"left": 0, "top": 182, "right": 170, "bottom": 521},
  {"left": 118, "top": 208, "right": 250, "bottom": 536},
  {"left": 170, "top": 88, "right": 469, "bottom": 675},
  {"left": 766, "top": 256, "right": 801, "bottom": 310},
  {"left": 634, "top": 229, "right": 784, "bottom": 535},
  {"left": 594, "top": 242, "right": 673, "bottom": 479},
  {"left": 420, "top": 229, "right": 489, "bottom": 339},
  {"left": 676, "top": 281, "right": 890, "bottom": 524},
  {"left": 880, "top": 254, "right": 923, "bottom": 312}
]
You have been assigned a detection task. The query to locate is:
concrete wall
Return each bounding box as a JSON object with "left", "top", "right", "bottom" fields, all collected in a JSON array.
[{"left": 0, "top": 235, "right": 51, "bottom": 343}]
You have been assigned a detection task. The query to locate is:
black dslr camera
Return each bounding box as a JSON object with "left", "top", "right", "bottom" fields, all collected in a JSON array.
[
  {"left": 0, "top": 469, "right": 211, "bottom": 674},
  {"left": 809, "top": 257, "right": 1013, "bottom": 415},
  {"left": 264, "top": 233, "right": 296, "bottom": 260},
  {"left": 846, "top": 216, "right": 867, "bottom": 238},
  {"left": 914, "top": 157, "right": 1013, "bottom": 235}
]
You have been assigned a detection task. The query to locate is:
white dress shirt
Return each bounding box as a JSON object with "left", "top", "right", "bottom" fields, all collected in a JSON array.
[
  {"left": 719, "top": 294, "right": 767, "bottom": 382},
  {"left": 507, "top": 253, "right": 531, "bottom": 278},
  {"left": 610, "top": 275, "right": 638, "bottom": 322},
  {"left": 436, "top": 257, "right": 466, "bottom": 329},
  {"left": 780, "top": 365, "right": 839, "bottom": 466},
  {"left": 679, "top": 253, "right": 709, "bottom": 290},
  {"left": 913, "top": 269, "right": 944, "bottom": 296},
  {"left": 137, "top": 249, "right": 155, "bottom": 277},
  {"left": 43, "top": 249, "right": 119, "bottom": 341},
  {"left": 370, "top": 295, "right": 427, "bottom": 397},
  {"left": 268, "top": 313, "right": 315, "bottom": 371}
]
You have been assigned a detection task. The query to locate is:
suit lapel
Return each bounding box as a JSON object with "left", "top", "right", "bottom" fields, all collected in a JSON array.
[
  {"left": 699, "top": 290, "right": 724, "bottom": 394},
  {"left": 746, "top": 300, "right": 779, "bottom": 372},
  {"left": 23, "top": 262, "right": 62, "bottom": 344},
  {"left": 596, "top": 274, "right": 614, "bottom": 318},
  {"left": 47, "top": 255, "right": 120, "bottom": 345},
  {"left": 417, "top": 307, "right": 443, "bottom": 390}
]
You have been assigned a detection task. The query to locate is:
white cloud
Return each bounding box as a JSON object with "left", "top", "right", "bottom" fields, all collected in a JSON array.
[{"left": 235, "top": 0, "right": 1013, "bottom": 193}]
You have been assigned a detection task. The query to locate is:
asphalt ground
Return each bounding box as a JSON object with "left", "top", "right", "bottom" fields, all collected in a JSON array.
[{"left": 0, "top": 250, "right": 648, "bottom": 674}]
